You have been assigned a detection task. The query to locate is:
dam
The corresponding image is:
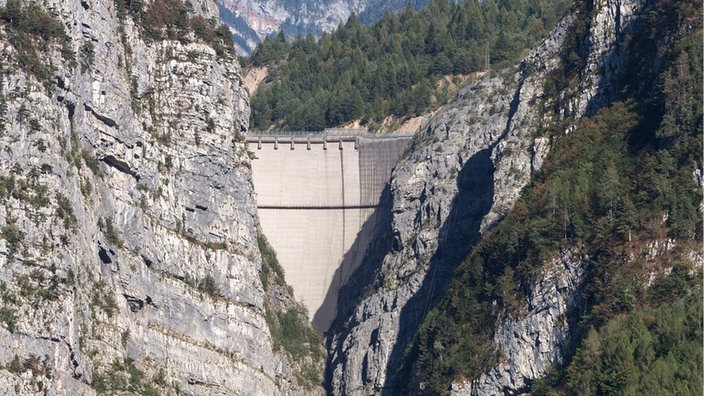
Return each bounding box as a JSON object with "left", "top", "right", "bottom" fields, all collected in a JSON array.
[{"left": 247, "top": 131, "right": 413, "bottom": 331}]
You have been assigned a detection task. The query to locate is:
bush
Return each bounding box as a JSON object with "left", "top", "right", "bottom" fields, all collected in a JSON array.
[
  {"left": 55, "top": 193, "right": 77, "bottom": 231},
  {"left": 103, "top": 217, "right": 124, "bottom": 247},
  {"left": 257, "top": 231, "right": 285, "bottom": 290},
  {"left": 1, "top": 224, "right": 23, "bottom": 255},
  {"left": 266, "top": 306, "right": 324, "bottom": 361},
  {"left": 141, "top": 0, "right": 235, "bottom": 56},
  {"left": 197, "top": 275, "right": 219, "bottom": 297},
  {"left": 0, "top": 306, "right": 17, "bottom": 333}
]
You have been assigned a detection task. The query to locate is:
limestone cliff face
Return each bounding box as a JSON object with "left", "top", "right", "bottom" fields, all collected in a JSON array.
[
  {"left": 327, "top": 0, "right": 649, "bottom": 393},
  {"left": 452, "top": 250, "right": 585, "bottom": 395},
  {"left": 0, "top": 0, "right": 315, "bottom": 394}
]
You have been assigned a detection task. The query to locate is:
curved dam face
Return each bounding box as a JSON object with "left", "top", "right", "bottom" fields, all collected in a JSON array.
[{"left": 248, "top": 132, "right": 412, "bottom": 331}]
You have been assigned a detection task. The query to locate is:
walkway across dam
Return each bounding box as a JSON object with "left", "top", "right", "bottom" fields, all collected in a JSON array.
[{"left": 248, "top": 131, "right": 413, "bottom": 331}]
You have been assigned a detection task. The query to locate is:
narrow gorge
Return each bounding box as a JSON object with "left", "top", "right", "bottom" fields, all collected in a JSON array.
[{"left": 0, "top": 0, "right": 700, "bottom": 395}]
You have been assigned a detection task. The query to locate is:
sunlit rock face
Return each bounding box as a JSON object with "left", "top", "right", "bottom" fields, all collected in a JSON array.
[{"left": 0, "top": 0, "right": 317, "bottom": 394}]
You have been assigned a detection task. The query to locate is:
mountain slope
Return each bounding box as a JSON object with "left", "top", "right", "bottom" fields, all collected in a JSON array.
[{"left": 326, "top": 0, "right": 702, "bottom": 393}]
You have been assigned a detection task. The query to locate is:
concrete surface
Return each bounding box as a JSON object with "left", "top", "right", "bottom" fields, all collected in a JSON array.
[{"left": 249, "top": 134, "right": 412, "bottom": 331}]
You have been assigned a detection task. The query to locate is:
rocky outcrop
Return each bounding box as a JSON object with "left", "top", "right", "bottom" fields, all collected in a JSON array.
[
  {"left": 451, "top": 250, "right": 585, "bottom": 395},
  {"left": 0, "top": 0, "right": 317, "bottom": 394},
  {"left": 327, "top": 0, "right": 648, "bottom": 394}
]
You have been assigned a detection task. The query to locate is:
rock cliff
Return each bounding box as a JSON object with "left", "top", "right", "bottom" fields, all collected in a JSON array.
[
  {"left": 451, "top": 250, "right": 585, "bottom": 395},
  {"left": 0, "top": 0, "right": 319, "bottom": 394},
  {"left": 326, "top": 0, "right": 651, "bottom": 393}
]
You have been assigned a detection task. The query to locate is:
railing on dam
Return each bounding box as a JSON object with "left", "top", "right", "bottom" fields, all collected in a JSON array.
[
  {"left": 246, "top": 129, "right": 416, "bottom": 150},
  {"left": 247, "top": 129, "right": 415, "bottom": 140},
  {"left": 257, "top": 204, "right": 387, "bottom": 210}
]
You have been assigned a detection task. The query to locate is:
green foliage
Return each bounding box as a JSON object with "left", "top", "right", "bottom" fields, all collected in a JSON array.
[
  {"left": 257, "top": 229, "right": 323, "bottom": 389},
  {"left": 1, "top": 223, "right": 23, "bottom": 256},
  {"left": 0, "top": 306, "right": 17, "bottom": 333},
  {"left": 6, "top": 355, "right": 22, "bottom": 373},
  {"left": 81, "top": 149, "right": 102, "bottom": 175},
  {"left": 247, "top": 0, "right": 570, "bottom": 130},
  {"left": 16, "top": 269, "right": 64, "bottom": 303},
  {"left": 80, "top": 41, "right": 95, "bottom": 72},
  {"left": 91, "top": 281, "right": 118, "bottom": 318},
  {"left": 267, "top": 308, "right": 318, "bottom": 359},
  {"left": 55, "top": 193, "right": 77, "bottom": 231},
  {"left": 0, "top": 67, "right": 6, "bottom": 136},
  {"left": 114, "top": 0, "right": 145, "bottom": 21},
  {"left": 100, "top": 217, "right": 124, "bottom": 247},
  {"left": 4, "top": 354, "right": 50, "bottom": 377},
  {"left": 265, "top": 304, "right": 325, "bottom": 391},
  {"left": 406, "top": 0, "right": 703, "bottom": 391},
  {"left": 0, "top": 0, "right": 73, "bottom": 87},
  {"left": 531, "top": 292, "right": 703, "bottom": 395},
  {"left": 257, "top": 231, "right": 285, "bottom": 290},
  {"left": 92, "top": 357, "right": 158, "bottom": 394},
  {"left": 0, "top": 171, "right": 51, "bottom": 211},
  {"left": 197, "top": 274, "right": 219, "bottom": 297},
  {"left": 141, "top": 0, "right": 235, "bottom": 57}
]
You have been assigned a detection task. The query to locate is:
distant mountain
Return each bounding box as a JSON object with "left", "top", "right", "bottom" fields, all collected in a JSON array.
[{"left": 217, "top": 0, "right": 429, "bottom": 54}]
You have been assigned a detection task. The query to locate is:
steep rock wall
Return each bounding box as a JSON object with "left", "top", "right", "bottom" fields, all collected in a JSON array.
[
  {"left": 0, "top": 0, "right": 316, "bottom": 394},
  {"left": 327, "top": 0, "right": 649, "bottom": 393},
  {"left": 452, "top": 250, "right": 585, "bottom": 395}
]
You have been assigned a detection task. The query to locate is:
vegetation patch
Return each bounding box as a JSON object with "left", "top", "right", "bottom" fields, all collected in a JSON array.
[
  {"left": 257, "top": 230, "right": 323, "bottom": 390},
  {"left": 15, "top": 268, "right": 65, "bottom": 303},
  {"left": 4, "top": 354, "right": 51, "bottom": 378},
  {"left": 55, "top": 193, "right": 77, "bottom": 231},
  {"left": 0, "top": 306, "right": 17, "bottom": 333},
  {"left": 0, "top": 0, "right": 74, "bottom": 87},
  {"left": 196, "top": 274, "right": 219, "bottom": 297},
  {"left": 98, "top": 216, "right": 124, "bottom": 248},
  {"left": 118, "top": 0, "right": 236, "bottom": 57},
  {"left": 1, "top": 223, "right": 23, "bottom": 256},
  {"left": 92, "top": 357, "right": 160, "bottom": 395},
  {"left": 532, "top": 291, "right": 702, "bottom": 395},
  {"left": 91, "top": 281, "right": 118, "bottom": 318},
  {"left": 257, "top": 231, "right": 285, "bottom": 290},
  {"left": 265, "top": 304, "right": 324, "bottom": 390}
]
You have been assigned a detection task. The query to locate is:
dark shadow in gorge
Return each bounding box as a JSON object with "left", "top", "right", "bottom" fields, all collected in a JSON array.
[
  {"left": 383, "top": 147, "right": 495, "bottom": 394},
  {"left": 312, "top": 185, "right": 393, "bottom": 331},
  {"left": 322, "top": 184, "right": 394, "bottom": 391}
]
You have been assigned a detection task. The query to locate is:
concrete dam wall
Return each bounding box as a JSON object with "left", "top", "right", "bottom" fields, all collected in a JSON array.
[{"left": 248, "top": 132, "right": 412, "bottom": 331}]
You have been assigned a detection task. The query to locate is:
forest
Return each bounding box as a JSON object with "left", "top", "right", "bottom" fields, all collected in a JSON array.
[{"left": 244, "top": 0, "right": 571, "bottom": 131}]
